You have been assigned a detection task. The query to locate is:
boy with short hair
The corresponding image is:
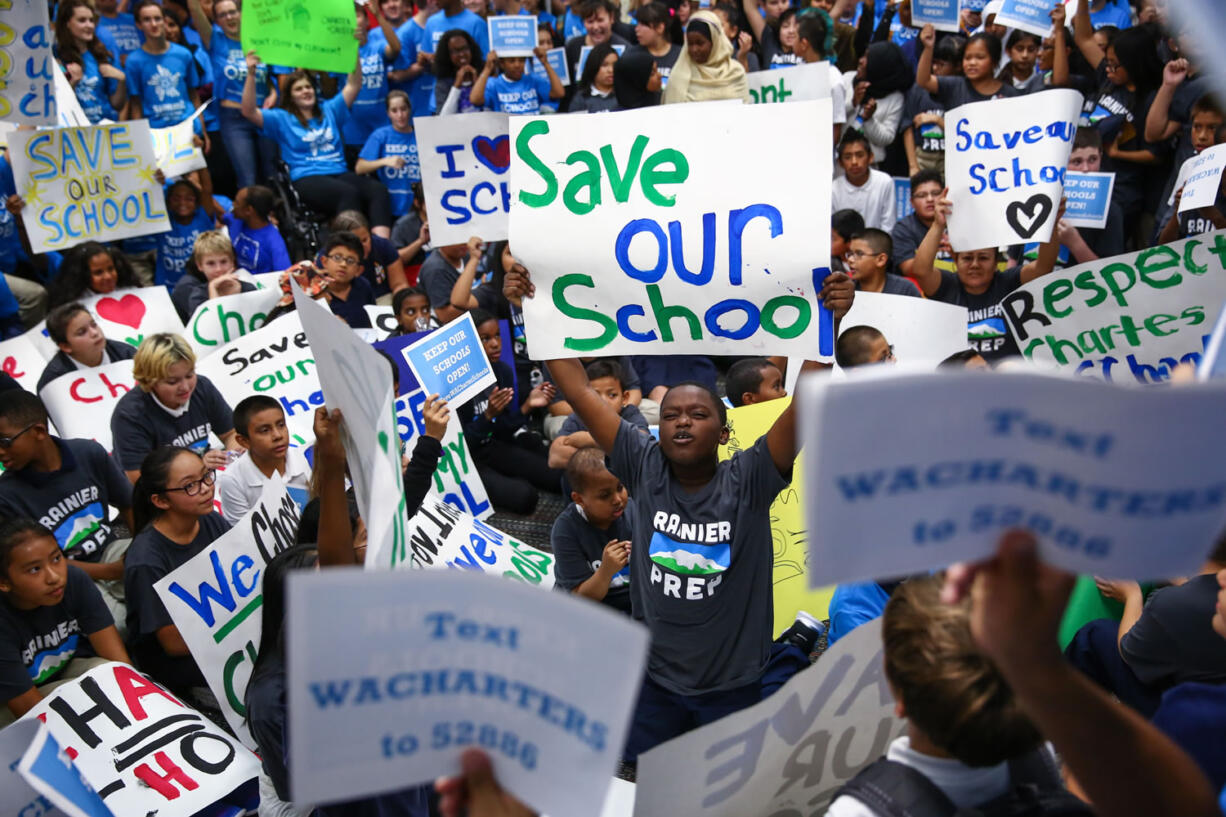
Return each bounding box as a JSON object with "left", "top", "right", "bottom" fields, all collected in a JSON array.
[
  {"left": 1055, "top": 127, "right": 1125, "bottom": 265},
  {"left": 551, "top": 446, "right": 635, "bottom": 614},
  {"left": 418, "top": 236, "right": 483, "bottom": 325},
  {"left": 832, "top": 208, "right": 866, "bottom": 273},
  {"left": 217, "top": 395, "right": 312, "bottom": 521},
  {"left": 319, "top": 232, "right": 377, "bottom": 329},
  {"left": 224, "top": 186, "right": 291, "bottom": 275},
  {"left": 1158, "top": 95, "right": 1226, "bottom": 243},
  {"left": 832, "top": 131, "right": 897, "bottom": 232},
  {"left": 836, "top": 325, "right": 895, "bottom": 368},
  {"left": 891, "top": 169, "right": 951, "bottom": 277},
  {"left": 471, "top": 46, "right": 564, "bottom": 114},
  {"left": 725, "top": 357, "right": 786, "bottom": 408},
  {"left": 847, "top": 229, "right": 921, "bottom": 296},
  {"left": 549, "top": 359, "right": 647, "bottom": 469}
]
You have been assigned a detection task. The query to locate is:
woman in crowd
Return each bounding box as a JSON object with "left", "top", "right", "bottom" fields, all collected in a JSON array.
[
  {"left": 54, "top": 0, "right": 127, "bottom": 124},
  {"left": 663, "top": 11, "right": 748, "bottom": 104}
]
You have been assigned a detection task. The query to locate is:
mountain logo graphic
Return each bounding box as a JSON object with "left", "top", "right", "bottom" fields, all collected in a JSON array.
[
  {"left": 29, "top": 636, "right": 78, "bottom": 684},
  {"left": 648, "top": 531, "right": 730, "bottom": 576},
  {"left": 968, "top": 317, "right": 1006, "bottom": 340},
  {"left": 53, "top": 503, "right": 104, "bottom": 552}
]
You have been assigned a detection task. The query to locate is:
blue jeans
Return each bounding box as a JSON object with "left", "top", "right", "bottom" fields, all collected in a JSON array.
[{"left": 219, "top": 105, "right": 277, "bottom": 189}]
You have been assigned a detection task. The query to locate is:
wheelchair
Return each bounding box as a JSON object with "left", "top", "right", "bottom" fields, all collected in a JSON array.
[{"left": 268, "top": 161, "right": 327, "bottom": 262}]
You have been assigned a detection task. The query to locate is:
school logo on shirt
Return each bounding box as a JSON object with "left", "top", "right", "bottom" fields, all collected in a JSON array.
[
  {"left": 648, "top": 532, "right": 729, "bottom": 575},
  {"left": 148, "top": 64, "right": 183, "bottom": 102},
  {"left": 967, "top": 308, "right": 1009, "bottom": 353},
  {"left": 648, "top": 512, "right": 732, "bottom": 600},
  {"left": 21, "top": 622, "right": 83, "bottom": 683},
  {"left": 53, "top": 503, "right": 106, "bottom": 553},
  {"left": 303, "top": 125, "right": 337, "bottom": 157}
]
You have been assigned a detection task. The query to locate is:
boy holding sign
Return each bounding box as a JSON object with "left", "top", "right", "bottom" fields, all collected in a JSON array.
[{"left": 471, "top": 46, "right": 566, "bottom": 114}]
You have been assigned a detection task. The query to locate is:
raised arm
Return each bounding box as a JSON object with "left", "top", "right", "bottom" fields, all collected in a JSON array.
[
  {"left": 370, "top": 1, "right": 401, "bottom": 61},
  {"left": 312, "top": 407, "right": 359, "bottom": 566},
  {"left": 341, "top": 51, "right": 364, "bottom": 108},
  {"left": 1049, "top": 5, "right": 1068, "bottom": 88},
  {"left": 240, "top": 51, "right": 264, "bottom": 127},
  {"left": 470, "top": 51, "right": 496, "bottom": 107},
  {"left": 741, "top": 0, "right": 766, "bottom": 45},
  {"left": 536, "top": 45, "right": 564, "bottom": 100},
  {"left": 187, "top": 0, "right": 213, "bottom": 50},
  {"left": 1072, "top": 0, "right": 1103, "bottom": 70},
  {"left": 1146, "top": 60, "right": 1187, "bottom": 143},
  {"left": 915, "top": 24, "right": 939, "bottom": 95},
  {"left": 436, "top": 237, "right": 483, "bottom": 324},
  {"left": 913, "top": 189, "right": 948, "bottom": 296}
]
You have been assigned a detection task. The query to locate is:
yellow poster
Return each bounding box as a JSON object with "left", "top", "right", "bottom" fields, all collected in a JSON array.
[{"left": 719, "top": 397, "right": 834, "bottom": 635}]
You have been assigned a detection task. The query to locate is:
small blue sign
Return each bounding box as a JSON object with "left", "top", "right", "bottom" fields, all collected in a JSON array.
[
  {"left": 488, "top": 16, "right": 538, "bottom": 57},
  {"left": 529, "top": 46, "right": 570, "bottom": 85},
  {"left": 994, "top": 0, "right": 1059, "bottom": 36},
  {"left": 894, "top": 177, "right": 915, "bottom": 223},
  {"left": 911, "top": 0, "right": 961, "bottom": 31},
  {"left": 1063, "top": 171, "right": 1115, "bottom": 229},
  {"left": 400, "top": 311, "right": 497, "bottom": 408}
]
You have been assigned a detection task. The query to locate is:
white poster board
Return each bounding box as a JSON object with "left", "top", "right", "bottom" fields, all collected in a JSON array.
[
  {"left": 745, "top": 63, "right": 831, "bottom": 104},
  {"left": 399, "top": 497, "right": 554, "bottom": 585},
  {"left": 835, "top": 291, "right": 969, "bottom": 372},
  {"left": 1177, "top": 143, "right": 1226, "bottom": 214},
  {"left": 187, "top": 286, "right": 280, "bottom": 357},
  {"left": 38, "top": 359, "right": 137, "bottom": 452},
  {"left": 0, "top": 330, "right": 53, "bottom": 392},
  {"left": 415, "top": 112, "right": 512, "bottom": 246},
  {"left": 27, "top": 287, "right": 187, "bottom": 360},
  {"left": 149, "top": 104, "right": 210, "bottom": 177}
]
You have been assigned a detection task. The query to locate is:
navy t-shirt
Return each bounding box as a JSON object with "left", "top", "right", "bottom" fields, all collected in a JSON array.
[
  {"left": 37, "top": 339, "right": 136, "bottom": 392},
  {"left": 931, "top": 266, "right": 1024, "bottom": 360},
  {"left": 328, "top": 276, "right": 376, "bottom": 328},
  {"left": 551, "top": 502, "right": 636, "bottom": 615},
  {"left": 856, "top": 273, "right": 922, "bottom": 297},
  {"left": 110, "top": 375, "right": 234, "bottom": 470},
  {"left": 361, "top": 235, "right": 403, "bottom": 298}
]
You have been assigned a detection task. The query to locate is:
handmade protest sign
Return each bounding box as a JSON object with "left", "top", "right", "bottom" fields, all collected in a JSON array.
[
  {"left": 24, "top": 287, "right": 191, "bottom": 358},
  {"left": 489, "top": 16, "right": 537, "bottom": 56},
  {"left": 188, "top": 287, "right": 280, "bottom": 357},
  {"left": 529, "top": 48, "right": 570, "bottom": 86},
  {"left": 39, "top": 359, "right": 136, "bottom": 452},
  {"left": 241, "top": 0, "right": 358, "bottom": 74},
  {"left": 512, "top": 101, "right": 834, "bottom": 358},
  {"left": 911, "top": 0, "right": 961, "bottom": 30},
  {"left": 1000, "top": 232, "right": 1226, "bottom": 382},
  {"left": 402, "top": 311, "right": 497, "bottom": 407},
  {"left": 992, "top": 0, "right": 1061, "bottom": 36},
  {"left": 636, "top": 619, "right": 904, "bottom": 816},
  {"left": 1063, "top": 171, "right": 1115, "bottom": 229},
  {"left": 1199, "top": 302, "right": 1226, "bottom": 381},
  {"left": 155, "top": 475, "right": 301, "bottom": 746},
  {"left": 0, "top": 720, "right": 112, "bottom": 817},
  {"left": 7, "top": 122, "right": 170, "bottom": 253},
  {"left": 1177, "top": 143, "right": 1226, "bottom": 214},
  {"left": 0, "top": 330, "right": 51, "bottom": 393},
  {"left": 20, "top": 662, "right": 260, "bottom": 817},
  {"left": 286, "top": 569, "right": 648, "bottom": 814},
  {"left": 745, "top": 63, "right": 831, "bottom": 104},
  {"left": 944, "top": 89, "right": 1081, "bottom": 251},
  {"left": 0, "top": 0, "right": 56, "bottom": 126},
  {"left": 836, "top": 291, "right": 969, "bottom": 371},
  {"left": 293, "top": 281, "right": 410, "bottom": 570},
  {"left": 149, "top": 103, "right": 210, "bottom": 177},
  {"left": 415, "top": 112, "right": 512, "bottom": 246},
  {"left": 400, "top": 497, "right": 554, "bottom": 583},
  {"left": 799, "top": 370, "right": 1226, "bottom": 586}
]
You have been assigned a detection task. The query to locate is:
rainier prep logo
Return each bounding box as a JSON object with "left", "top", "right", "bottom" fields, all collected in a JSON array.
[{"left": 648, "top": 531, "right": 730, "bottom": 576}]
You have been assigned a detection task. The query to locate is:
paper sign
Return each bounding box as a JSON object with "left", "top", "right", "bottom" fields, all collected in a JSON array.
[
  {"left": 25, "top": 287, "right": 188, "bottom": 362},
  {"left": 54, "top": 66, "right": 90, "bottom": 128},
  {"left": 836, "top": 291, "right": 970, "bottom": 370},
  {"left": 399, "top": 497, "right": 554, "bottom": 583},
  {"left": 1177, "top": 144, "right": 1226, "bottom": 214},
  {"left": 512, "top": 102, "right": 834, "bottom": 358},
  {"left": 149, "top": 103, "right": 210, "bottom": 177},
  {"left": 944, "top": 90, "right": 1081, "bottom": 252},
  {"left": 242, "top": 0, "right": 359, "bottom": 74},
  {"left": 577, "top": 43, "right": 626, "bottom": 77},
  {"left": 155, "top": 475, "right": 301, "bottom": 746},
  {"left": 1000, "top": 231, "right": 1226, "bottom": 382},
  {"left": 992, "top": 0, "right": 1060, "bottom": 36},
  {"left": 800, "top": 370, "right": 1226, "bottom": 586},
  {"left": 39, "top": 359, "right": 136, "bottom": 452},
  {"left": 0, "top": 0, "right": 56, "bottom": 126},
  {"left": 529, "top": 47, "right": 570, "bottom": 86},
  {"left": 893, "top": 176, "right": 914, "bottom": 224},
  {"left": 19, "top": 662, "right": 260, "bottom": 817},
  {"left": 8, "top": 122, "right": 171, "bottom": 253},
  {"left": 0, "top": 720, "right": 112, "bottom": 817},
  {"left": 1198, "top": 300, "right": 1226, "bottom": 382},
  {"left": 187, "top": 287, "right": 280, "bottom": 357},
  {"left": 489, "top": 16, "right": 538, "bottom": 57},
  {"left": 415, "top": 112, "right": 512, "bottom": 246},
  {"left": 745, "top": 63, "right": 832, "bottom": 104},
  {"left": 401, "top": 311, "right": 497, "bottom": 407},
  {"left": 286, "top": 569, "right": 649, "bottom": 814},
  {"left": 636, "top": 619, "right": 905, "bottom": 816},
  {"left": 293, "top": 282, "right": 410, "bottom": 571},
  {"left": 1062, "top": 171, "right": 1115, "bottom": 229},
  {"left": 911, "top": 0, "right": 962, "bottom": 31},
  {"left": 0, "top": 330, "right": 52, "bottom": 392}
]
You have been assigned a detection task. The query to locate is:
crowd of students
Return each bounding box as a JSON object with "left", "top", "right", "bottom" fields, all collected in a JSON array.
[{"left": 1, "top": 0, "right": 1225, "bottom": 814}]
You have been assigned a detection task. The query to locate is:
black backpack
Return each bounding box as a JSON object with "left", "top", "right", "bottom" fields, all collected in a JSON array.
[{"left": 835, "top": 749, "right": 1096, "bottom": 817}]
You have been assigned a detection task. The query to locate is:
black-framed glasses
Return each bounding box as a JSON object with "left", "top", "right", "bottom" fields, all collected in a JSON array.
[
  {"left": 0, "top": 424, "right": 37, "bottom": 448},
  {"left": 160, "top": 470, "right": 217, "bottom": 496},
  {"left": 326, "top": 254, "right": 361, "bottom": 267}
]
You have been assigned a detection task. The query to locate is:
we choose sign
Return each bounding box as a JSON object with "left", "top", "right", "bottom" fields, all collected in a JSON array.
[{"left": 511, "top": 102, "right": 834, "bottom": 359}]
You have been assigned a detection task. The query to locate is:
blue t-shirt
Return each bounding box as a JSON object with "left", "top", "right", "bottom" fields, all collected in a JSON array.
[
  {"left": 0, "top": 155, "right": 27, "bottom": 276},
  {"left": 484, "top": 73, "right": 551, "bottom": 114},
  {"left": 561, "top": 9, "right": 586, "bottom": 39},
  {"left": 1090, "top": 0, "right": 1132, "bottom": 29},
  {"left": 518, "top": 6, "right": 557, "bottom": 29},
  {"left": 97, "top": 12, "right": 142, "bottom": 61},
  {"left": 396, "top": 19, "right": 438, "bottom": 118},
  {"left": 72, "top": 51, "right": 120, "bottom": 124},
  {"left": 208, "top": 26, "right": 271, "bottom": 106},
  {"left": 125, "top": 44, "right": 200, "bottom": 128},
  {"left": 423, "top": 8, "right": 489, "bottom": 56},
  {"left": 156, "top": 207, "right": 214, "bottom": 288},
  {"left": 828, "top": 582, "right": 892, "bottom": 645},
  {"left": 188, "top": 42, "right": 218, "bottom": 132},
  {"left": 343, "top": 33, "right": 407, "bottom": 146},
  {"left": 222, "top": 213, "right": 291, "bottom": 274},
  {"left": 260, "top": 94, "right": 351, "bottom": 181},
  {"left": 358, "top": 126, "right": 420, "bottom": 217}
]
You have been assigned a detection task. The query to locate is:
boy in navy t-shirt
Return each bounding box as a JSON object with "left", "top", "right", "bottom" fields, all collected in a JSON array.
[{"left": 471, "top": 46, "right": 564, "bottom": 114}]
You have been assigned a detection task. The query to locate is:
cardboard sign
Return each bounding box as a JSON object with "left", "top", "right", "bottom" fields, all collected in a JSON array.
[
  {"left": 745, "top": 63, "right": 831, "bottom": 104},
  {"left": 0, "top": 719, "right": 113, "bottom": 817},
  {"left": 1000, "top": 232, "right": 1226, "bottom": 382},
  {"left": 149, "top": 103, "right": 210, "bottom": 177},
  {"left": 992, "top": 0, "right": 1061, "bottom": 36},
  {"left": 19, "top": 662, "right": 260, "bottom": 817},
  {"left": 8, "top": 122, "right": 170, "bottom": 253},
  {"left": 401, "top": 311, "right": 497, "bottom": 407},
  {"left": 488, "top": 16, "right": 537, "bottom": 57},
  {"left": 799, "top": 370, "right": 1226, "bottom": 586},
  {"left": 39, "top": 359, "right": 136, "bottom": 452},
  {"left": 187, "top": 287, "right": 280, "bottom": 357},
  {"left": 636, "top": 619, "right": 905, "bottom": 816},
  {"left": 0, "top": 330, "right": 52, "bottom": 392},
  {"left": 1198, "top": 300, "right": 1226, "bottom": 381},
  {"left": 0, "top": 0, "right": 56, "bottom": 126},
  {"left": 292, "top": 282, "right": 410, "bottom": 571},
  {"left": 836, "top": 291, "right": 970, "bottom": 371},
  {"left": 154, "top": 476, "right": 301, "bottom": 746},
  {"left": 893, "top": 176, "right": 914, "bottom": 224},
  {"left": 1062, "top": 171, "right": 1115, "bottom": 229},
  {"left": 242, "top": 0, "right": 358, "bottom": 74},
  {"left": 944, "top": 90, "right": 1081, "bottom": 252},
  {"left": 512, "top": 102, "right": 834, "bottom": 358},
  {"left": 286, "top": 569, "right": 648, "bottom": 814},
  {"left": 529, "top": 48, "right": 570, "bottom": 86},
  {"left": 415, "top": 112, "right": 512, "bottom": 246},
  {"left": 1177, "top": 144, "right": 1226, "bottom": 214},
  {"left": 399, "top": 497, "right": 554, "bottom": 583},
  {"left": 911, "top": 0, "right": 962, "bottom": 31}
]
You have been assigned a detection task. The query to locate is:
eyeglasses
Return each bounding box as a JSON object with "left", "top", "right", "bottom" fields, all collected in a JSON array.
[
  {"left": 844, "top": 250, "right": 879, "bottom": 259},
  {"left": 1104, "top": 59, "right": 1121, "bottom": 71},
  {"left": 217, "top": 8, "right": 240, "bottom": 16},
  {"left": 160, "top": 470, "right": 217, "bottom": 496},
  {"left": 912, "top": 190, "right": 942, "bottom": 200},
  {"left": 0, "top": 424, "right": 36, "bottom": 448},
  {"left": 326, "top": 254, "right": 361, "bottom": 267}
]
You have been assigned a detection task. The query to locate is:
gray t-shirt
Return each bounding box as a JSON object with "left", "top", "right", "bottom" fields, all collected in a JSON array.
[
  {"left": 609, "top": 419, "right": 787, "bottom": 695},
  {"left": 418, "top": 251, "right": 464, "bottom": 309},
  {"left": 551, "top": 502, "right": 636, "bottom": 615}
]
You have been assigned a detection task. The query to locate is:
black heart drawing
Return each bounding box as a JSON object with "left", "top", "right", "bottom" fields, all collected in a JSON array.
[{"left": 1005, "top": 194, "right": 1054, "bottom": 239}]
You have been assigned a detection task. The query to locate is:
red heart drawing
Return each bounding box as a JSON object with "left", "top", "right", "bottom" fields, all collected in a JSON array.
[
  {"left": 95, "top": 294, "right": 146, "bottom": 329},
  {"left": 472, "top": 135, "right": 511, "bottom": 175}
]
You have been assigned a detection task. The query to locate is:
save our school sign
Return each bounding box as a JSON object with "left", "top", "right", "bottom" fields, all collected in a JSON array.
[
  {"left": 1001, "top": 231, "right": 1226, "bottom": 383},
  {"left": 415, "top": 112, "right": 512, "bottom": 246},
  {"left": 7, "top": 122, "right": 170, "bottom": 253},
  {"left": 511, "top": 102, "right": 834, "bottom": 359}
]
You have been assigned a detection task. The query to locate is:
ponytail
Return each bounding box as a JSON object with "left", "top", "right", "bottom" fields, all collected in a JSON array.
[{"left": 132, "top": 446, "right": 199, "bottom": 533}]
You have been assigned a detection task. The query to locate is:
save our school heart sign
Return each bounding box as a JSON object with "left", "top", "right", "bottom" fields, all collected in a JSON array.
[
  {"left": 414, "top": 112, "right": 512, "bottom": 245},
  {"left": 26, "top": 287, "right": 187, "bottom": 360},
  {"left": 944, "top": 89, "right": 1083, "bottom": 252}
]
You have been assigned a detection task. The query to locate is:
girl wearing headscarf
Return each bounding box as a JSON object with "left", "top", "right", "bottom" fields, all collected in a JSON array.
[
  {"left": 614, "top": 47, "right": 663, "bottom": 110},
  {"left": 662, "top": 10, "right": 748, "bottom": 104},
  {"left": 853, "top": 41, "right": 913, "bottom": 166}
]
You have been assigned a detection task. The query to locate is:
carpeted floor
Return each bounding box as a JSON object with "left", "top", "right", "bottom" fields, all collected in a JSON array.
[{"left": 488, "top": 491, "right": 568, "bottom": 551}]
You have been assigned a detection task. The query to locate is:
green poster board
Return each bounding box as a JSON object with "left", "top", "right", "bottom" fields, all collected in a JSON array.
[{"left": 242, "top": 0, "right": 358, "bottom": 75}]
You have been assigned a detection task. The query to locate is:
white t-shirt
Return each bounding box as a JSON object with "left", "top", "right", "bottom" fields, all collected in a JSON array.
[
  {"left": 217, "top": 446, "right": 312, "bottom": 522},
  {"left": 831, "top": 168, "right": 897, "bottom": 232}
]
